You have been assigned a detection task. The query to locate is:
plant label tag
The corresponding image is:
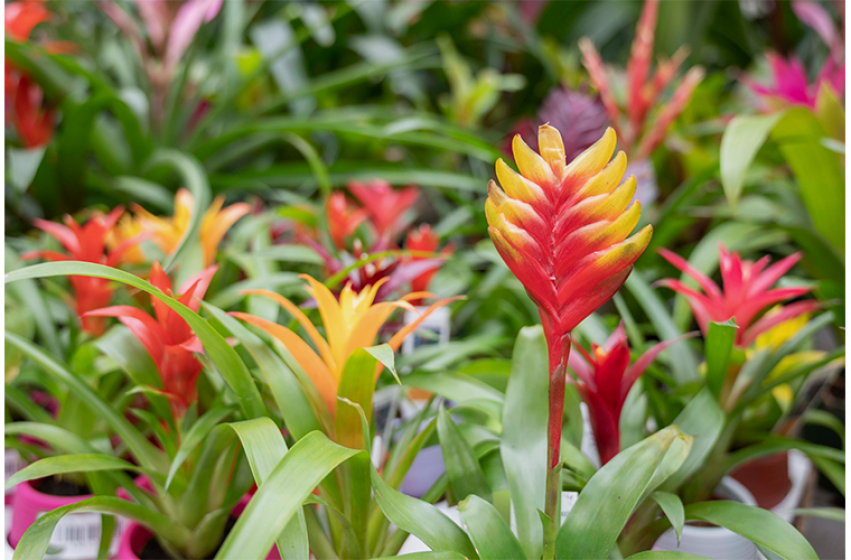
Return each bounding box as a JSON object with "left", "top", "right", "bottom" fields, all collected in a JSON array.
[
  {"left": 35, "top": 511, "right": 122, "bottom": 559},
  {"left": 401, "top": 306, "right": 450, "bottom": 355},
  {"left": 560, "top": 491, "right": 579, "bottom": 523},
  {"left": 4, "top": 450, "right": 24, "bottom": 496}
]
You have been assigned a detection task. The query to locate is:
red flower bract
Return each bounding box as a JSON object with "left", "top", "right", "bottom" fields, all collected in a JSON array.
[
  {"left": 348, "top": 179, "right": 419, "bottom": 240},
  {"left": 569, "top": 324, "right": 693, "bottom": 464},
  {"left": 657, "top": 245, "right": 819, "bottom": 348},
  {"left": 22, "top": 207, "right": 143, "bottom": 335},
  {"left": 84, "top": 262, "right": 217, "bottom": 413}
]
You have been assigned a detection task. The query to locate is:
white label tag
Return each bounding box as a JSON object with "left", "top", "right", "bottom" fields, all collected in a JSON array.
[
  {"left": 5, "top": 450, "right": 25, "bottom": 495},
  {"left": 36, "top": 511, "right": 122, "bottom": 559},
  {"left": 560, "top": 491, "right": 579, "bottom": 523},
  {"left": 401, "top": 306, "right": 451, "bottom": 355}
]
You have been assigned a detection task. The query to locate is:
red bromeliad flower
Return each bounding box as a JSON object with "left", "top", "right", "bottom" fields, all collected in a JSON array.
[
  {"left": 657, "top": 245, "right": 819, "bottom": 348},
  {"left": 486, "top": 124, "right": 651, "bottom": 546},
  {"left": 569, "top": 324, "right": 692, "bottom": 464},
  {"left": 579, "top": 0, "right": 704, "bottom": 160},
  {"left": 326, "top": 191, "right": 368, "bottom": 250},
  {"left": 84, "top": 262, "right": 217, "bottom": 413},
  {"left": 404, "top": 224, "right": 452, "bottom": 294},
  {"left": 348, "top": 179, "right": 420, "bottom": 240},
  {"left": 23, "top": 208, "right": 143, "bottom": 336},
  {"left": 5, "top": 0, "right": 55, "bottom": 148}
]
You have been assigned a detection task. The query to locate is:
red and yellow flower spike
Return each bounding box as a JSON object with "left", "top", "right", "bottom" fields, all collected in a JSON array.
[
  {"left": 231, "top": 275, "right": 459, "bottom": 414},
  {"left": 487, "top": 125, "right": 651, "bottom": 558},
  {"left": 487, "top": 125, "right": 652, "bottom": 365}
]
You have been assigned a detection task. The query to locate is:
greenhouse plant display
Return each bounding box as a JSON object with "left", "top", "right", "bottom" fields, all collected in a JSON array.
[{"left": 3, "top": 0, "right": 845, "bottom": 559}]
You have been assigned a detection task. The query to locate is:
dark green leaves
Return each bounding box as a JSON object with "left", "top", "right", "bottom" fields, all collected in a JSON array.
[
  {"left": 704, "top": 319, "right": 738, "bottom": 400},
  {"left": 437, "top": 405, "right": 492, "bottom": 503}
]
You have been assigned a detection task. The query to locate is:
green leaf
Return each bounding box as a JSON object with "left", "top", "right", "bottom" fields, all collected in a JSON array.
[
  {"left": 364, "top": 344, "right": 400, "bottom": 384},
  {"left": 661, "top": 388, "right": 724, "bottom": 492},
  {"left": 5, "top": 246, "right": 62, "bottom": 359},
  {"left": 214, "top": 431, "right": 361, "bottom": 560},
  {"left": 437, "top": 405, "right": 492, "bottom": 503},
  {"left": 772, "top": 108, "right": 845, "bottom": 250},
  {"left": 5, "top": 454, "right": 140, "bottom": 491},
  {"left": 6, "top": 261, "right": 267, "bottom": 420},
  {"left": 4, "top": 332, "right": 167, "bottom": 472},
  {"left": 625, "top": 553, "right": 710, "bottom": 560},
  {"left": 369, "top": 464, "right": 478, "bottom": 559},
  {"left": 375, "top": 554, "right": 468, "bottom": 560},
  {"left": 787, "top": 507, "right": 844, "bottom": 522},
  {"left": 704, "top": 320, "right": 738, "bottom": 400},
  {"left": 684, "top": 501, "right": 818, "bottom": 560},
  {"left": 720, "top": 112, "right": 784, "bottom": 212},
  {"left": 650, "top": 492, "right": 684, "bottom": 545},
  {"left": 500, "top": 326, "right": 548, "bottom": 560},
  {"left": 624, "top": 273, "right": 699, "bottom": 383},
  {"left": 202, "top": 303, "right": 322, "bottom": 439},
  {"left": 144, "top": 150, "right": 211, "bottom": 275},
  {"left": 220, "top": 418, "right": 308, "bottom": 560},
  {"left": 165, "top": 404, "right": 236, "bottom": 490},
  {"left": 403, "top": 372, "right": 505, "bottom": 405},
  {"left": 458, "top": 495, "right": 526, "bottom": 560},
  {"left": 335, "top": 349, "right": 379, "bottom": 555},
  {"left": 556, "top": 426, "right": 692, "bottom": 560},
  {"left": 802, "top": 409, "right": 844, "bottom": 449},
  {"left": 12, "top": 497, "right": 190, "bottom": 560}
]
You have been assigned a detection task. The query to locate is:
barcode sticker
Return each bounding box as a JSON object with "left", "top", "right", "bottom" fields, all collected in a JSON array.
[
  {"left": 4, "top": 450, "right": 25, "bottom": 495},
  {"left": 35, "top": 512, "right": 122, "bottom": 559},
  {"left": 560, "top": 491, "right": 579, "bottom": 523}
]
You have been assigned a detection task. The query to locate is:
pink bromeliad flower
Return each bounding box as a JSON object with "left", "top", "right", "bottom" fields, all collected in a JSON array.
[
  {"left": 745, "top": 0, "right": 844, "bottom": 111},
  {"left": 569, "top": 324, "right": 692, "bottom": 464},
  {"left": 657, "top": 245, "right": 819, "bottom": 348}
]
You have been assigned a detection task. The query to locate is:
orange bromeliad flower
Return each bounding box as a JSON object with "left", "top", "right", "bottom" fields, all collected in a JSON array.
[
  {"left": 84, "top": 261, "right": 217, "bottom": 413},
  {"left": 114, "top": 189, "right": 250, "bottom": 266},
  {"left": 486, "top": 124, "right": 651, "bottom": 551},
  {"left": 23, "top": 208, "right": 143, "bottom": 336},
  {"left": 232, "top": 275, "right": 457, "bottom": 413},
  {"left": 657, "top": 245, "right": 819, "bottom": 348}
]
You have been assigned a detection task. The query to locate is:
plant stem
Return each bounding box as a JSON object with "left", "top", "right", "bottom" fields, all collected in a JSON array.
[{"left": 542, "top": 337, "right": 570, "bottom": 560}]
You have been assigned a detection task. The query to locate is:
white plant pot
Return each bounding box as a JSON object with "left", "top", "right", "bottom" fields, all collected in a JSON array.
[
  {"left": 4, "top": 450, "right": 25, "bottom": 504},
  {"left": 654, "top": 477, "right": 758, "bottom": 560},
  {"left": 771, "top": 450, "right": 812, "bottom": 523}
]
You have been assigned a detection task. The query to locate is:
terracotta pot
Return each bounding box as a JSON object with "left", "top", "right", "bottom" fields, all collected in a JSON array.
[
  {"left": 654, "top": 477, "right": 758, "bottom": 560},
  {"left": 116, "top": 495, "right": 280, "bottom": 560},
  {"left": 9, "top": 479, "right": 120, "bottom": 559},
  {"left": 730, "top": 451, "right": 792, "bottom": 510}
]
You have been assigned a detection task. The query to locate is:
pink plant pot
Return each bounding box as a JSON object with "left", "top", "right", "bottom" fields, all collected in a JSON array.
[
  {"left": 116, "top": 494, "right": 280, "bottom": 560},
  {"left": 9, "top": 478, "right": 120, "bottom": 558}
]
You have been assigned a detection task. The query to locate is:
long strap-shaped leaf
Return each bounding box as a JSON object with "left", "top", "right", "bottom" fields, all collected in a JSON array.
[
  {"left": 5, "top": 261, "right": 267, "bottom": 420},
  {"left": 218, "top": 418, "right": 309, "bottom": 560},
  {"left": 11, "top": 496, "right": 191, "bottom": 560},
  {"left": 684, "top": 501, "right": 818, "bottom": 560},
  {"left": 203, "top": 303, "right": 322, "bottom": 439},
  {"left": 458, "top": 495, "right": 526, "bottom": 560},
  {"left": 5, "top": 454, "right": 149, "bottom": 491},
  {"left": 556, "top": 426, "right": 692, "bottom": 560},
  {"left": 214, "top": 431, "right": 361, "bottom": 560},
  {"left": 144, "top": 150, "right": 211, "bottom": 275},
  {"left": 4, "top": 331, "right": 167, "bottom": 472}
]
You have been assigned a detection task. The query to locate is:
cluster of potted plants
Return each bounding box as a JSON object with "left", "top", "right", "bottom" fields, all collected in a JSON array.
[{"left": 5, "top": 0, "right": 845, "bottom": 559}]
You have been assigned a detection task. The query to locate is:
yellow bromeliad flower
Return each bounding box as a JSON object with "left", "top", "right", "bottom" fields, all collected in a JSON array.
[
  {"left": 750, "top": 308, "right": 826, "bottom": 410},
  {"left": 232, "top": 275, "right": 458, "bottom": 412},
  {"left": 108, "top": 189, "right": 250, "bottom": 266}
]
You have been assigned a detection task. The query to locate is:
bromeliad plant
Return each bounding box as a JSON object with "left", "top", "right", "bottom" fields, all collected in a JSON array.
[{"left": 486, "top": 124, "right": 651, "bottom": 558}]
